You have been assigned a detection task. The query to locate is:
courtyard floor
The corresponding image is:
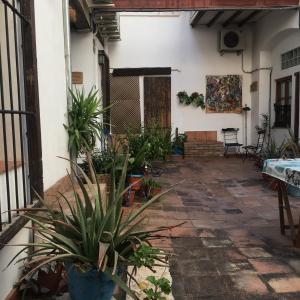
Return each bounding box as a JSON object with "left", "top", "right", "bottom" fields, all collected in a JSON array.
[{"left": 141, "top": 158, "right": 300, "bottom": 300}]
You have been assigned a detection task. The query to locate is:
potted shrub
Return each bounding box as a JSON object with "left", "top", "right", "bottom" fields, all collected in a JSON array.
[
  {"left": 7, "top": 155, "right": 176, "bottom": 300},
  {"left": 142, "top": 178, "right": 162, "bottom": 200},
  {"left": 172, "top": 132, "right": 187, "bottom": 156},
  {"left": 64, "top": 87, "right": 105, "bottom": 183},
  {"left": 82, "top": 149, "right": 114, "bottom": 191}
]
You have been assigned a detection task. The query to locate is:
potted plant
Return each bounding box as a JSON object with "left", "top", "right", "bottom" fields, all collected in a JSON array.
[
  {"left": 7, "top": 155, "right": 176, "bottom": 300},
  {"left": 82, "top": 149, "right": 115, "bottom": 191},
  {"left": 64, "top": 87, "right": 105, "bottom": 183},
  {"left": 177, "top": 91, "right": 189, "bottom": 104},
  {"left": 172, "top": 132, "right": 187, "bottom": 156},
  {"left": 191, "top": 92, "right": 205, "bottom": 109},
  {"left": 142, "top": 178, "right": 162, "bottom": 200},
  {"left": 177, "top": 91, "right": 205, "bottom": 109}
]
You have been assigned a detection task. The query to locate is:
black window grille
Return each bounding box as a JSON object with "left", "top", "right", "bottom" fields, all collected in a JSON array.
[
  {"left": 274, "top": 76, "right": 292, "bottom": 128},
  {"left": 274, "top": 104, "right": 291, "bottom": 128},
  {"left": 0, "top": 0, "right": 31, "bottom": 234}
]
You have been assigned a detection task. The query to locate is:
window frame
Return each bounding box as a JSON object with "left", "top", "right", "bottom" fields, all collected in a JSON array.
[{"left": 274, "top": 76, "right": 292, "bottom": 128}]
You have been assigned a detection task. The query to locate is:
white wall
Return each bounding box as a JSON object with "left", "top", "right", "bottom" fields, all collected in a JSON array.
[
  {"left": 271, "top": 31, "right": 300, "bottom": 145},
  {"left": 0, "top": 226, "right": 31, "bottom": 300},
  {"left": 251, "top": 10, "right": 300, "bottom": 144},
  {"left": 108, "top": 12, "right": 253, "bottom": 144},
  {"left": 35, "top": 0, "right": 70, "bottom": 190},
  {"left": 71, "top": 32, "right": 104, "bottom": 99}
]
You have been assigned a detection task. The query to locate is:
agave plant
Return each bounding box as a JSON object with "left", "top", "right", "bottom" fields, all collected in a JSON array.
[
  {"left": 64, "top": 87, "right": 104, "bottom": 183},
  {"left": 6, "top": 154, "right": 177, "bottom": 298}
]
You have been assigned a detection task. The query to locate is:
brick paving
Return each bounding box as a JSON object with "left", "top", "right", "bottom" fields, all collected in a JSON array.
[{"left": 142, "top": 158, "right": 300, "bottom": 300}]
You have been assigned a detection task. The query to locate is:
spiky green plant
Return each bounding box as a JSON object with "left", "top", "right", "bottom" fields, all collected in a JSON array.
[
  {"left": 6, "top": 155, "right": 176, "bottom": 299},
  {"left": 64, "top": 87, "right": 104, "bottom": 182}
]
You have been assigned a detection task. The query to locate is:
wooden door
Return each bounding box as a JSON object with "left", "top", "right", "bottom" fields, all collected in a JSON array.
[{"left": 144, "top": 77, "right": 171, "bottom": 129}]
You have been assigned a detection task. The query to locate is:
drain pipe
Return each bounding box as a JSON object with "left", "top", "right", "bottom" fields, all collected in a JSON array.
[
  {"left": 62, "top": 0, "right": 72, "bottom": 100},
  {"left": 241, "top": 51, "right": 273, "bottom": 145},
  {"left": 62, "top": 0, "right": 73, "bottom": 167}
]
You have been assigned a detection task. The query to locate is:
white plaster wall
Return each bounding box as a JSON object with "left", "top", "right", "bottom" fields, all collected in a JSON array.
[
  {"left": 108, "top": 12, "right": 253, "bottom": 144},
  {"left": 0, "top": 226, "right": 31, "bottom": 299},
  {"left": 71, "top": 32, "right": 104, "bottom": 98},
  {"left": 251, "top": 10, "right": 300, "bottom": 144},
  {"left": 71, "top": 32, "right": 105, "bottom": 149},
  {"left": 271, "top": 31, "right": 300, "bottom": 145},
  {"left": 35, "top": 0, "right": 70, "bottom": 190}
]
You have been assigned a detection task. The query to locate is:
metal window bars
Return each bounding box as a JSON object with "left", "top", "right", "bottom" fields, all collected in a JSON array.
[{"left": 0, "top": 0, "right": 31, "bottom": 232}]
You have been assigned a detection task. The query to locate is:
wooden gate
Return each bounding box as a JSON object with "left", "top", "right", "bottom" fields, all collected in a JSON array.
[{"left": 144, "top": 77, "right": 171, "bottom": 129}]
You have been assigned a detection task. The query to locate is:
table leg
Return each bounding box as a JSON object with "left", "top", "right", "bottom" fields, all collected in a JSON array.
[
  {"left": 278, "top": 181, "right": 285, "bottom": 235},
  {"left": 280, "top": 181, "right": 296, "bottom": 241}
]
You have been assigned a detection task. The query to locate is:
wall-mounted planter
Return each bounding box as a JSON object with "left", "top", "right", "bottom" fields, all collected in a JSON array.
[{"left": 177, "top": 91, "right": 205, "bottom": 109}]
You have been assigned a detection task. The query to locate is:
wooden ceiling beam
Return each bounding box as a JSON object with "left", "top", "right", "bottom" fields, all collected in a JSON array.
[
  {"left": 238, "top": 10, "right": 261, "bottom": 27},
  {"left": 69, "top": 0, "right": 91, "bottom": 31},
  {"left": 103, "top": 0, "right": 300, "bottom": 11},
  {"left": 222, "top": 10, "right": 242, "bottom": 27},
  {"left": 207, "top": 11, "right": 224, "bottom": 27},
  {"left": 190, "top": 11, "right": 206, "bottom": 27}
]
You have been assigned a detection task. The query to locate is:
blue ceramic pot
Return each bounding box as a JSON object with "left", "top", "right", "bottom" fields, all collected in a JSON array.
[
  {"left": 174, "top": 146, "right": 183, "bottom": 155},
  {"left": 67, "top": 265, "right": 116, "bottom": 300}
]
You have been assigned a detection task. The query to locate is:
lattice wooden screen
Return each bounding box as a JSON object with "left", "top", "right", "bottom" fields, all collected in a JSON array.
[{"left": 110, "top": 75, "right": 141, "bottom": 134}]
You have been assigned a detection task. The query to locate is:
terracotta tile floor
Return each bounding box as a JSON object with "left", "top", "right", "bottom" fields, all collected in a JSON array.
[{"left": 139, "top": 158, "right": 300, "bottom": 299}]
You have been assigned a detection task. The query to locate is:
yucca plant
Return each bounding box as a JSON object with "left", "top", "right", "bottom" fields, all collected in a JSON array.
[
  {"left": 6, "top": 154, "right": 177, "bottom": 299},
  {"left": 64, "top": 87, "right": 104, "bottom": 183}
]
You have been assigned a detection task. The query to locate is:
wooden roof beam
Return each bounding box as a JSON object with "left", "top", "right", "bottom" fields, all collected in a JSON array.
[
  {"left": 101, "top": 0, "right": 300, "bottom": 11},
  {"left": 238, "top": 10, "right": 261, "bottom": 27},
  {"left": 190, "top": 11, "right": 206, "bottom": 27},
  {"left": 223, "top": 10, "right": 242, "bottom": 27},
  {"left": 70, "top": 0, "right": 91, "bottom": 31},
  {"left": 207, "top": 11, "right": 224, "bottom": 27}
]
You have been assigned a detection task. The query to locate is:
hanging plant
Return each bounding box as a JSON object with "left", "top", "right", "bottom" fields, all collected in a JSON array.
[
  {"left": 177, "top": 91, "right": 205, "bottom": 110},
  {"left": 177, "top": 91, "right": 190, "bottom": 105},
  {"left": 192, "top": 93, "right": 205, "bottom": 109}
]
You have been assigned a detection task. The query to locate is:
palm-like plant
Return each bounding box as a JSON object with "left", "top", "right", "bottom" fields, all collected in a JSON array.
[
  {"left": 64, "top": 87, "right": 103, "bottom": 183},
  {"left": 7, "top": 155, "right": 176, "bottom": 299}
]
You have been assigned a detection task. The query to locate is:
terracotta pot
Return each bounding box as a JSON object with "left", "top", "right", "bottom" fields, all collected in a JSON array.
[
  {"left": 123, "top": 190, "right": 136, "bottom": 206},
  {"left": 127, "top": 175, "right": 143, "bottom": 191},
  {"left": 151, "top": 187, "right": 162, "bottom": 197}
]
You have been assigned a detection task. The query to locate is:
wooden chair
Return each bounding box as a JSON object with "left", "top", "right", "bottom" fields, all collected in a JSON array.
[
  {"left": 222, "top": 128, "right": 243, "bottom": 157},
  {"left": 242, "top": 130, "right": 266, "bottom": 160}
]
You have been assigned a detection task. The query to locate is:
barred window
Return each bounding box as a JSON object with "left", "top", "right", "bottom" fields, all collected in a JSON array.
[
  {"left": 274, "top": 76, "right": 292, "bottom": 128},
  {"left": 282, "top": 47, "right": 300, "bottom": 70}
]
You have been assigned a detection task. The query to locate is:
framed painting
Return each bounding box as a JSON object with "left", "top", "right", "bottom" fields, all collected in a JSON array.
[{"left": 206, "top": 75, "right": 242, "bottom": 113}]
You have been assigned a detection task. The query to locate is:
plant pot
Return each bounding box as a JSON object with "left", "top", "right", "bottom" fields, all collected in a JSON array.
[
  {"left": 151, "top": 187, "right": 162, "bottom": 197},
  {"left": 37, "top": 264, "right": 63, "bottom": 294},
  {"left": 96, "top": 173, "right": 111, "bottom": 192},
  {"left": 67, "top": 265, "right": 116, "bottom": 300},
  {"left": 127, "top": 174, "right": 143, "bottom": 191},
  {"left": 124, "top": 190, "right": 136, "bottom": 206},
  {"left": 173, "top": 146, "right": 184, "bottom": 155}
]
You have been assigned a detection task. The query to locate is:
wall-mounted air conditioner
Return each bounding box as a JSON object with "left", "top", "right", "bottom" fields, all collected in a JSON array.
[{"left": 219, "top": 30, "right": 245, "bottom": 52}]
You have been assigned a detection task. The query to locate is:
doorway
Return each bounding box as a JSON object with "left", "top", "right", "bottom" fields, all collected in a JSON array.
[{"left": 144, "top": 76, "right": 171, "bottom": 129}]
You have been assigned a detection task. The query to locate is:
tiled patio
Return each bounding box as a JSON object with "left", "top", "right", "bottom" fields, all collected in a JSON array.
[{"left": 141, "top": 158, "right": 300, "bottom": 300}]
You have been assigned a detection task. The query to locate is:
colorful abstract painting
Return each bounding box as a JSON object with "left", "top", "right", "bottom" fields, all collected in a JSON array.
[{"left": 206, "top": 75, "right": 242, "bottom": 113}]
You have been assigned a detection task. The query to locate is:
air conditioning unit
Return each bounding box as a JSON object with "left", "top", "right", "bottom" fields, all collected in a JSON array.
[{"left": 220, "top": 30, "right": 245, "bottom": 52}]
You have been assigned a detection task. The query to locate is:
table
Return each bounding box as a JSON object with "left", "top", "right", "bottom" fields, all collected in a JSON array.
[{"left": 263, "top": 159, "right": 300, "bottom": 247}]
